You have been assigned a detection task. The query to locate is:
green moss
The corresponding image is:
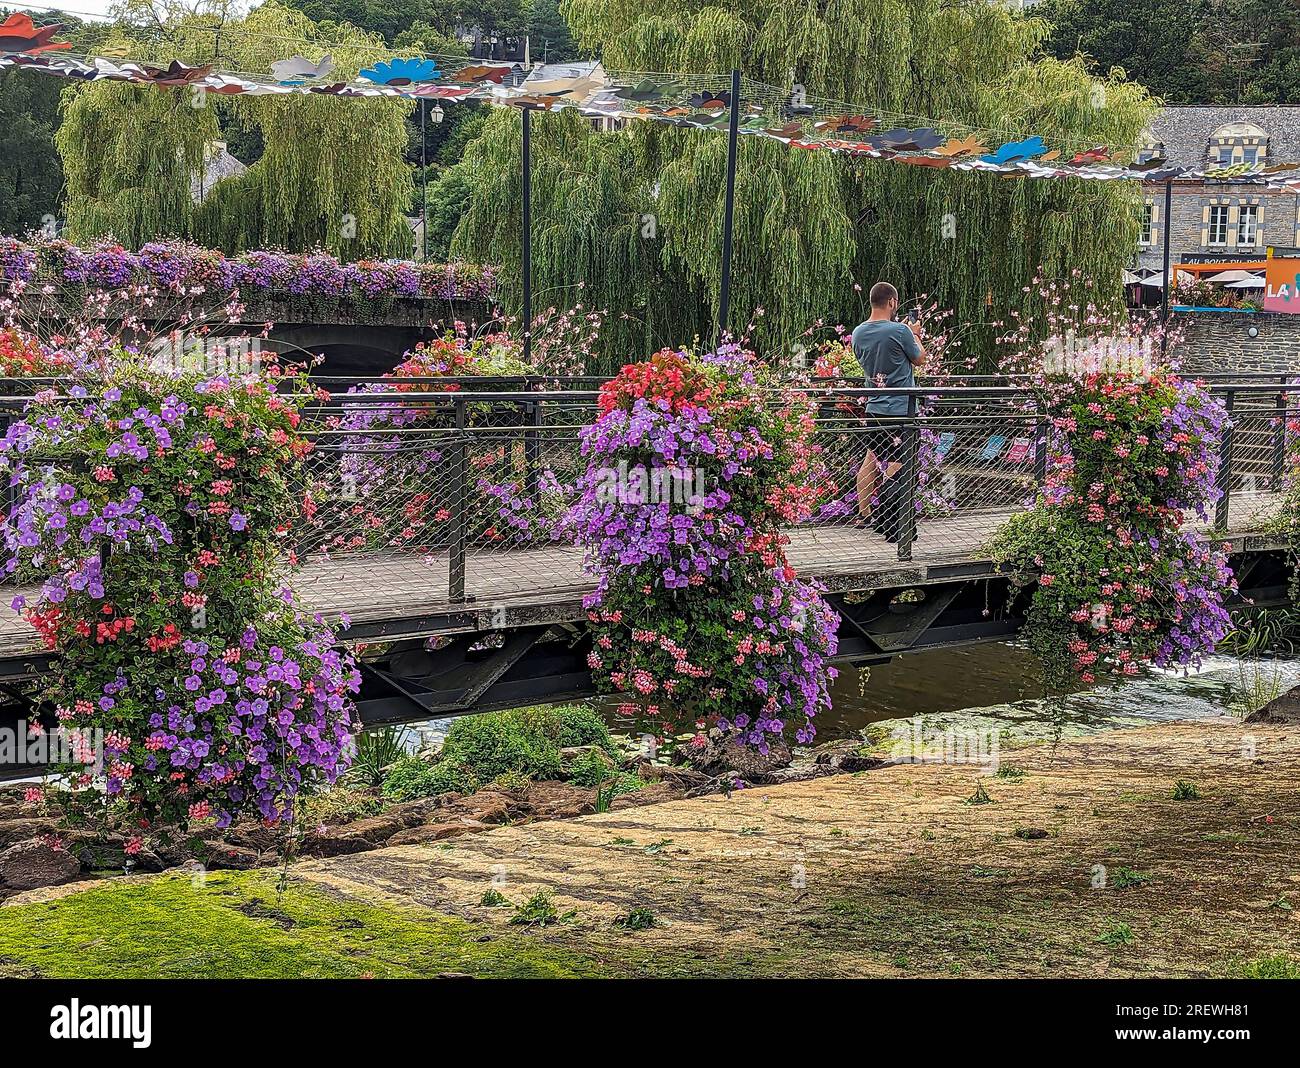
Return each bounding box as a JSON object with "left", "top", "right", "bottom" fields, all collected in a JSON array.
[
  {"left": 0, "top": 871, "right": 606, "bottom": 979},
  {"left": 1222, "top": 955, "right": 1300, "bottom": 979}
]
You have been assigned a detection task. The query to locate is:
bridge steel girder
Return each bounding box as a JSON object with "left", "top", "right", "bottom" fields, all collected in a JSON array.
[
  {"left": 350, "top": 545, "right": 1294, "bottom": 726},
  {"left": 0, "top": 546, "right": 1293, "bottom": 774}
]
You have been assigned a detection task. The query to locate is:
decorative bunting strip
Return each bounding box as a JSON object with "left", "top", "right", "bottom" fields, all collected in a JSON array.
[{"left": 2, "top": 23, "right": 1298, "bottom": 189}]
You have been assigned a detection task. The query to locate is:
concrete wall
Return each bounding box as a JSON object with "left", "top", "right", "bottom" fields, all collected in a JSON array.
[{"left": 1173, "top": 311, "right": 1300, "bottom": 376}]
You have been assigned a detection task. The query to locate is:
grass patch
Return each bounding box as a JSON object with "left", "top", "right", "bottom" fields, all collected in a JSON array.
[
  {"left": 614, "top": 907, "right": 657, "bottom": 931},
  {"left": 0, "top": 871, "right": 609, "bottom": 979},
  {"left": 1172, "top": 780, "right": 1201, "bottom": 801},
  {"left": 1111, "top": 868, "right": 1151, "bottom": 890},
  {"left": 1222, "top": 954, "right": 1300, "bottom": 979}
]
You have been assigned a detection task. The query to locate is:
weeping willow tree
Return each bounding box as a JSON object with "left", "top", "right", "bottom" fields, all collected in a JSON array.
[
  {"left": 451, "top": 0, "right": 1156, "bottom": 367},
  {"left": 57, "top": 1, "right": 413, "bottom": 257},
  {"left": 56, "top": 83, "right": 215, "bottom": 247}
]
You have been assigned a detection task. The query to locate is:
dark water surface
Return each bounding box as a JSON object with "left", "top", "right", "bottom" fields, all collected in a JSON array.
[{"left": 400, "top": 642, "right": 1298, "bottom": 751}]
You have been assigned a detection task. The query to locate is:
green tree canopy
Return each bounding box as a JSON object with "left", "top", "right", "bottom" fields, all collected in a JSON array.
[
  {"left": 1039, "top": 0, "right": 1300, "bottom": 105},
  {"left": 0, "top": 11, "right": 111, "bottom": 238},
  {"left": 56, "top": 1, "right": 414, "bottom": 258},
  {"left": 0, "top": 66, "right": 67, "bottom": 237},
  {"left": 448, "top": 0, "right": 1156, "bottom": 369},
  {"left": 529, "top": 0, "right": 578, "bottom": 64}
]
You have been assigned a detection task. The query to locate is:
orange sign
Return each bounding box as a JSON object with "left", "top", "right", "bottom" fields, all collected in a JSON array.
[{"left": 1264, "top": 249, "right": 1300, "bottom": 313}]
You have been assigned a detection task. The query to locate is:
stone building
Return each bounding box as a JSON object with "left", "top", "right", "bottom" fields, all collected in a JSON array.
[{"left": 1135, "top": 106, "right": 1300, "bottom": 276}]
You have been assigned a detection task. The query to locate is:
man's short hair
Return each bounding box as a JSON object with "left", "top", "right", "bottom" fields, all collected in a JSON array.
[{"left": 869, "top": 282, "right": 898, "bottom": 308}]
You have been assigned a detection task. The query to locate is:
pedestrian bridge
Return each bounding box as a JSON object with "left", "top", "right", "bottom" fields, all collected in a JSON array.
[{"left": 0, "top": 376, "right": 1294, "bottom": 727}]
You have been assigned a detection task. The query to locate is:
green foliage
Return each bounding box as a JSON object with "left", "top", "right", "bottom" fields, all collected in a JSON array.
[
  {"left": 492, "top": 768, "right": 534, "bottom": 793},
  {"left": 447, "top": 0, "right": 1155, "bottom": 368},
  {"left": 530, "top": 0, "right": 579, "bottom": 63},
  {"left": 298, "top": 786, "right": 386, "bottom": 825},
  {"left": 1111, "top": 867, "right": 1151, "bottom": 889},
  {"left": 380, "top": 704, "right": 612, "bottom": 799},
  {"left": 1172, "top": 779, "right": 1201, "bottom": 801},
  {"left": 0, "top": 69, "right": 66, "bottom": 236},
  {"left": 565, "top": 748, "right": 616, "bottom": 787},
  {"left": 614, "top": 907, "right": 657, "bottom": 931},
  {"left": 480, "top": 887, "right": 511, "bottom": 907},
  {"left": 1220, "top": 607, "right": 1300, "bottom": 657},
  {"left": 381, "top": 756, "right": 471, "bottom": 800},
  {"left": 510, "top": 891, "right": 566, "bottom": 927},
  {"left": 58, "top": 2, "right": 413, "bottom": 258},
  {"left": 345, "top": 726, "right": 410, "bottom": 789},
  {"left": 425, "top": 167, "right": 476, "bottom": 261},
  {"left": 1097, "top": 922, "right": 1135, "bottom": 947},
  {"left": 1039, "top": 0, "right": 1300, "bottom": 106},
  {"left": 439, "top": 703, "right": 608, "bottom": 784}
]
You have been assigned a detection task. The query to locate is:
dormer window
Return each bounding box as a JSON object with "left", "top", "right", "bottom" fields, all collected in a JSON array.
[{"left": 1208, "top": 121, "right": 1268, "bottom": 166}]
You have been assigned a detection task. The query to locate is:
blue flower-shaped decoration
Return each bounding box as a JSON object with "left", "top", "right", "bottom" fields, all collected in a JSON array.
[
  {"left": 359, "top": 57, "right": 441, "bottom": 86},
  {"left": 981, "top": 136, "right": 1047, "bottom": 166}
]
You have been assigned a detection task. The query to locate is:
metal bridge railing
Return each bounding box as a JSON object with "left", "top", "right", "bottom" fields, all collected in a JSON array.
[{"left": 1, "top": 377, "right": 1297, "bottom": 608}]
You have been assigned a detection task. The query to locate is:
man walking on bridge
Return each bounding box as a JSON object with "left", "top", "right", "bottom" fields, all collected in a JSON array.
[{"left": 853, "top": 282, "right": 926, "bottom": 543}]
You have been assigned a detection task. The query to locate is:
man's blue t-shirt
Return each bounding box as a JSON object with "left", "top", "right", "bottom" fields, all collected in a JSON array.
[{"left": 851, "top": 320, "right": 921, "bottom": 416}]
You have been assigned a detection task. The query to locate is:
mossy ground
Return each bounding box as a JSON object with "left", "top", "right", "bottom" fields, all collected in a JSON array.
[
  {"left": 0, "top": 869, "right": 728, "bottom": 979},
  {"left": 3, "top": 720, "right": 1299, "bottom": 979}
]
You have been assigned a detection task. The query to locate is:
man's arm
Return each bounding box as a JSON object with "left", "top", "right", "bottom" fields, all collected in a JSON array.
[{"left": 905, "top": 321, "right": 927, "bottom": 367}]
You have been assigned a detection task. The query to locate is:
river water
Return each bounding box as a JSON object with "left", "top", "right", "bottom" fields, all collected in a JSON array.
[
  {"left": 813, "top": 644, "right": 1300, "bottom": 744},
  {"left": 397, "top": 642, "right": 1300, "bottom": 755}
]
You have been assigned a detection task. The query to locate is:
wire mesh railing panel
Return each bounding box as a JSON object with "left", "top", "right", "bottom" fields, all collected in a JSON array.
[
  {"left": 802, "top": 395, "right": 1043, "bottom": 563},
  {"left": 2, "top": 382, "right": 1295, "bottom": 619}
]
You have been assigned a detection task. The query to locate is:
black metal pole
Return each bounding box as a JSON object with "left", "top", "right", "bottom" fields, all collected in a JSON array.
[
  {"left": 521, "top": 106, "right": 533, "bottom": 366},
  {"left": 716, "top": 68, "right": 741, "bottom": 344},
  {"left": 1160, "top": 178, "right": 1173, "bottom": 359},
  {"left": 420, "top": 100, "right": 428, "bottom": 261},
  {"left": 1216, "top": 389, "right": 1235, "bottom": 530}
]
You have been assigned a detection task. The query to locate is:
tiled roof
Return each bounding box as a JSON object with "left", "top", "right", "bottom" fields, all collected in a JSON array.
[{"left": 1146, "top": 106, "right": 1300, "bottom": 166}]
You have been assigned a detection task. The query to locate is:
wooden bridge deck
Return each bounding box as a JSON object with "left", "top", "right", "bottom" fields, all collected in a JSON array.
[{"left": 0, "top": 493, "right": 1285, "bottom": 659}]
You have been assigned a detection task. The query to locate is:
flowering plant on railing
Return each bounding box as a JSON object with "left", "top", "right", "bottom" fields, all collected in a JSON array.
[
  {"left": 571, "top": 345, "right": 839, "bottom": 751},
  {"left": 989, "top": 370, "right": 1233, "bottom": 690},
  {"left": 1, "top": 236, "right": 497, "bottom": 304},
  {"left": 1, "top": 355, "right": 360, "bottom": 831},
  {"left": 0, "top": 327, "right": 80, "bottom": 377},
  {"left": 312, "top": 325, "right": 573, "bottom": 554}
]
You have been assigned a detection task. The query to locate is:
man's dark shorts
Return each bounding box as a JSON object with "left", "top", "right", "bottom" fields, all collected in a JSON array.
[{"left": 862, "top": 423, "right": 904, "bottom": 466}]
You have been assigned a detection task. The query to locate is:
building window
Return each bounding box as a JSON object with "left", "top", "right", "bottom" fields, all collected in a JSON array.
[
  {"left": 1140, "top": 203, "right": 1154, "bottom": 245},
  {"left": 1207, "top": 205, "right": 1230, "bottom": 245},
  {"left": 1238, "top": 204, "right": 1259, "bottom": 247},
  {"left": 1208, "top": 121, "right": 1268, "bottom": 167}
]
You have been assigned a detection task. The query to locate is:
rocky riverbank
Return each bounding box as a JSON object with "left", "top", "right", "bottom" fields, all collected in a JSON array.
[
  {"left": 0, "top": 719, "right": 881, "bottom": 898},
  {"left": 3, "top": 716, "right": 1298, "bottom": 978}
]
